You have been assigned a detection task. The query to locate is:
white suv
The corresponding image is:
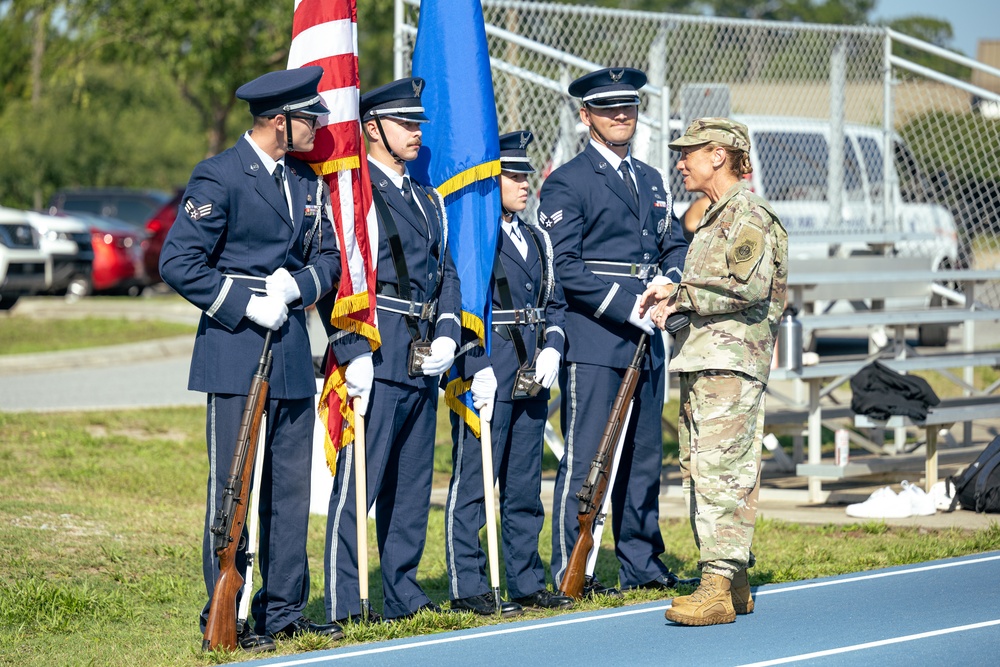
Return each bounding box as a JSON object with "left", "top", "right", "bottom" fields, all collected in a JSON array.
[{"left": 0, "top": 207, "right": 49, "bottom": 310}]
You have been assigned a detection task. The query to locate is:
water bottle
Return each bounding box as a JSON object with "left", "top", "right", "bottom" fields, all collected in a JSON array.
[{"left": 777, "top": 307, "right": 803, "bottom": 372}]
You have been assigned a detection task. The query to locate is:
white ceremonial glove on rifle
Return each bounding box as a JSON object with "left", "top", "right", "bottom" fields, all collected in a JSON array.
[
  {"left": 344, "top": 352, "right": 374, "bottom": 416},
  {"left": 244, "top": 294, "right": 289, "bottom": 330},
  {"left": 421, "top": 337, "right": 457, "bottom": 376},
  {"left": 265, "top": 267, "right": 301, "bottom": 304},
  {"left": 534, "top": 348, "right": 561, "bottom": 389},
  {"left": 471, "top": 366, "right": 497, "bottom": 424},
  {"left": 627, "top": 294, "right": 656, "bottom": 335}
]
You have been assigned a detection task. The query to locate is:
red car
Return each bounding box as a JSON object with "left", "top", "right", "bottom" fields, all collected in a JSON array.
[
  {"left": 68, "top": 213, "right": 148, "bottom": 295},
  {"left": 143, "top": 190, "right": 183, "bottom": 284}
]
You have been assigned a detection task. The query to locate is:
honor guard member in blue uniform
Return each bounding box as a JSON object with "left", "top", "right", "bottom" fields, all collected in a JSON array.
[
  {"left": 159, "top": 65, "right": 343, "bottom": 652},
  {"left": 319, "top": 77, "right": 462, "bottom": 623},
  {"left": 444, "top": 131, "right": 575, "bottom": 616},
  {"left": 537, "top": 67, "right": 690, "bottom": 596}
]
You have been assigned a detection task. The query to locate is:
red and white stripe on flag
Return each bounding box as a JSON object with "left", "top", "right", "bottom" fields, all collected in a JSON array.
[{"left": 288, "top": 0, "right": 379, "bottom": 473}]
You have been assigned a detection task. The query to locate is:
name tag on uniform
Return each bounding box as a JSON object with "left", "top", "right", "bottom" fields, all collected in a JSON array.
[{"left": 304, "top": 204, "right": 321, "bottom": 218}]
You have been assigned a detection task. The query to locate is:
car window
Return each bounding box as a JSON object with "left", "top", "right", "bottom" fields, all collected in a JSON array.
[
  {"left": 62, "top": 200, "right": 103, "bottom": 216},
  {"left": 842, "top": 137, "right": 865, "bottom": 202},
  {"left": 756, "top": 131, "right": 829, "bottom": 201},
  {"left": 114, "top": 200, "right": 159, "bottom": 225}
]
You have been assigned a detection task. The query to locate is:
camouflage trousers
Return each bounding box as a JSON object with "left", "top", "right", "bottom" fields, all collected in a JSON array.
[{"left": 677, "top": 370, "right": 765, "bottom": 579}]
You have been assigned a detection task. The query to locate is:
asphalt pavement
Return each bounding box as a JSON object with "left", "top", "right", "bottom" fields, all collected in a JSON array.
[{"left": 2, "top": 295, "right": 998, "bottom": 529}]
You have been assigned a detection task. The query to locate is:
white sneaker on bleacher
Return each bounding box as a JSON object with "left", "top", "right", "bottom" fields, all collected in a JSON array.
[
  {"left": 899, "top": 480, "right": 936, "bottom": 516},
  {"left": 845, "top": 486, "right": 912, "bottom": 519}
]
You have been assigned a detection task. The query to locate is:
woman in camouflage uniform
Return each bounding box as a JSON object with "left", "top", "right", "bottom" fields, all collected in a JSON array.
[{"left": 640, "top": 117, "right": 788, "bottom": 626}]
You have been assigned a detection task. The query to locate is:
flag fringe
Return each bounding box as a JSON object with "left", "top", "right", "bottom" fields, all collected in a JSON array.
[
  {"left": 436, "top": 160, "right": 501, "bottom": 199},
  {"left": 310, "top": 155, "right": 361, "bottom": 177},
  {"left": 318, "top": 366, "right": 352, "bottom": 476},
  {"left": 462, "top": 310, "right": 486, "bottom": 346},
  {"left": 445, "top": 376, "right": 482, "bottom": 439}
]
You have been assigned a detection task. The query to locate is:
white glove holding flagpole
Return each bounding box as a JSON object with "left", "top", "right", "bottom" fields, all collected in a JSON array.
[
  {"left": 344, "top": 353, "right": 374, "bottom": 416},
  {"left": 421, "top": 337, "right": 458, "bottom": 376},
  {"left": 471, "top": 367, "right": 497, "bottom": 423}
]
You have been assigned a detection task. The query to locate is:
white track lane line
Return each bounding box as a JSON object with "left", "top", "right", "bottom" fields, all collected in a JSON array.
[
  {"left": 255, "top": 553, "right": 1000, "bottom": 667},
  {"left": 734, "top": 619, "right": 1000, "bottom": 666}
]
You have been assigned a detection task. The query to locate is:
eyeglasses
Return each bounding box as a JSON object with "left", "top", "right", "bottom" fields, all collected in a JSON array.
[{"left": 290, "top": 115, "right": 319, "bottom": 129}]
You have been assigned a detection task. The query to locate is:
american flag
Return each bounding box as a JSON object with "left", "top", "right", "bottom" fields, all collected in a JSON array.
[{"left": 288, "top": 0, "right": 379, "bottom": 471}]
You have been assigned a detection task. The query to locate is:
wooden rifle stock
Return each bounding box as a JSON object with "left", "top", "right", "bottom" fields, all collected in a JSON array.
[
  {"left": 559, "top": 334, "right": 648, "bottom": 599},
  {"left": 202, "top": 332, "right": 273, "bottom": 652}
]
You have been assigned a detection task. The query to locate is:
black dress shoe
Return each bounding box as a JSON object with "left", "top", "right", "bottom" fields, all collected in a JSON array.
[
  {"left": 269, "top": 616, "right": 344, "bottom": 640},
  {"left": 392, "top": 601, "right": 441, "bottom": 621},
  {"left": 633, "top": 572, "right": 701, "bottom": 591},
  {"left": 336, "top": 609, "right": 383, "bottom": 624},
  {"left": 451, "top": 591, "right": 524, "bottom": 617},
  {"left": 513, "top": 589, "right": 574, "bottom": 610},
  {"left": 583, "top": 575, "right": 623, "bottom": 599},
  {"left": 236, "top": 624, "right": 276, "bottom": 653}
]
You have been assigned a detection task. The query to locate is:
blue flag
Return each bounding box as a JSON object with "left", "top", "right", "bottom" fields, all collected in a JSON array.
[{"left": 411, "top": 0, "right": 501, "bottom": 436}]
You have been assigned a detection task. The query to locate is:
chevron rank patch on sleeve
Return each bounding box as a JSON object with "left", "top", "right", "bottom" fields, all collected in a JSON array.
[
  {"left": 185, "top": 199, "right": 213, "bottom": 221},
  {"left": 539, "top": 209, "right": 563, "bottom": 228}
]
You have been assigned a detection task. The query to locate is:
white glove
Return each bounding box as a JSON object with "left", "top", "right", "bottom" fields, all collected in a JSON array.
[
  {"left": 265, "top": 267, "right": 301, "bottom": 304},
  {"left": 649, "top": 275, "right": 674, "bottom": 287},
  {"left": 245, "top": 294, "right": 289, "bottom": 330},
  {"left": 421, "top": 337, "right": 457, "bottom": 376},
  {"left": 627, "top": 294, "right": 656, "bottom": 335},
  {"left": 534, "top": 347, "right": 561, "bottom": 389},
  {"left": 470, "top": 367, "right": 497, "bottom": 423},
  {"left": 344, "top": 352, "right": 374, "bottom": 416}
]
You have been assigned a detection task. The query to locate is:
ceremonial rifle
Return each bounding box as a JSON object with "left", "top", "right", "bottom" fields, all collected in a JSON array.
[
  {"left": 559, "top": 333, "right": 648, "bottom": 599},
  {"left": 202, "top": 332, "right": 273, "bottom": 652}
]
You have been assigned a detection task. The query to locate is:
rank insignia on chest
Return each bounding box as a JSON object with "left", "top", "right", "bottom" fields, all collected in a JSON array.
[
  {"left": 304, "top": 204, "right": 320, "bottom": 218},
  {"left": 184, "top": 199, "right": 213, "bottom": 221},
  {"left": 539, "top": 210, "right": 563, "bottom": 228}
]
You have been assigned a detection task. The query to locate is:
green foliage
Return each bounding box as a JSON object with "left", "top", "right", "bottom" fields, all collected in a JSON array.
[
  {"left": 0, "top": 60, "right": 204, "bottom": 210},
  {"left": 889, "top": 16, "right": 971, "bottom": 80},
  {"left": 901, "top": 111, "right": 1000, "bottom": 183},
  {"left": 0, "top": 315, "right": 195, "bottom": 354}
]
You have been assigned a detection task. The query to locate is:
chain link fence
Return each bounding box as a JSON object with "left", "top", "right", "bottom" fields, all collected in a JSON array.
[{"left": 396, "top": 0, "right": 1000, "bottom": 306}]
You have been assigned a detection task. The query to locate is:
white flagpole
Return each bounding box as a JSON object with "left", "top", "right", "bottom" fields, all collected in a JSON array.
[
  {"left": 584, "top": 401, "right": 633, "bottom": 577},
  {"left": 479, "top": 418, "right": 503, "bottom": 613},
  {"left": 353, "top": 399, "right": 370, "bottom": 619},
  {"left": 237, "top": 415, "right": 267, "bottom": 633}
]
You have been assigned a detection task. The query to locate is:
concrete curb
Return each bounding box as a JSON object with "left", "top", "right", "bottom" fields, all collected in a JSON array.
[{"left": 0, "top": 335, "right": 194, "bottom": 375}]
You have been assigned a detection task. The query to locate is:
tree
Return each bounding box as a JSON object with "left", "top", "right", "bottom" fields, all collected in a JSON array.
[{"left": 67, "top": 0, "right": 291, "bottom": 157}]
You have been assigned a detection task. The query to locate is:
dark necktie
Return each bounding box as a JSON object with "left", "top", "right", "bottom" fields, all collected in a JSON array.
[
  {"left": 619, "top": 161, "right": 638, "bottom": 206},
  {"left": 401, "top": 177, "right": 428, "bottom": 229},
  {"left": 273, "top": 163, "right": 284, "bottom": 193}
]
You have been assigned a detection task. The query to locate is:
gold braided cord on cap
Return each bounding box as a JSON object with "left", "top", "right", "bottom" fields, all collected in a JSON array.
[{"left": 435, "top": 159, "right": 501, "bottom": 199}]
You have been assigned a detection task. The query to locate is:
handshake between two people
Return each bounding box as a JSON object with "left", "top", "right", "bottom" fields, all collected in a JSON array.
[{"left": 628, "top": 280, "right": 688, "bottom": 335}]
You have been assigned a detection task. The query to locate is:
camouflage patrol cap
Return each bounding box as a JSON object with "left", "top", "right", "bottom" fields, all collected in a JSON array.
[{"left": 669, "top": 117, "right": 751, "bottom": 152}]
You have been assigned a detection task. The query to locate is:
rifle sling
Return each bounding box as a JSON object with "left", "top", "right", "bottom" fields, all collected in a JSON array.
[{"left": 370, "top": 186, "right": 422, "bottom": 343}]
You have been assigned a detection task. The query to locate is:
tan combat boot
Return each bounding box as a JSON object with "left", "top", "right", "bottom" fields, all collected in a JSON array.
[
  {"left": 664, "top": 573, "right": 736, "bottom": 626},
  {"left": 731, "top": 568, "right": 754, "bottom": 614}
]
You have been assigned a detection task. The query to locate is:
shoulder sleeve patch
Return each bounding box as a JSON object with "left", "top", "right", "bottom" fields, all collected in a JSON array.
[
  {"left": 727, "top": 221, "right": 765, "bottom": 282},
  {"left": 185, "top": 199, "right": 213, "bottom": 221}
]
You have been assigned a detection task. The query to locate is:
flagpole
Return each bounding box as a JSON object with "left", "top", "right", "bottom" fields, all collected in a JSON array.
[
  {"left": 353, "top": 399, "right": 370, "bottom": 620},
  {"left": 479, "top": 418, "right": 502, "bottom": 613}
]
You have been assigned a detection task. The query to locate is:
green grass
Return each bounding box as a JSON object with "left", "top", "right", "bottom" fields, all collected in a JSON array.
[
  {"left": 1, "top": 407, "right": 998, "bottom": 666},
  {"left": 0, "top": 317, "right": 195, "bottom": 355}
]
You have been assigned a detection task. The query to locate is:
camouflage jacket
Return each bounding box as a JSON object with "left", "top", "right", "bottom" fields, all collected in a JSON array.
[{"left": 670, "top": 180, "right": 788, "bottom": 382}]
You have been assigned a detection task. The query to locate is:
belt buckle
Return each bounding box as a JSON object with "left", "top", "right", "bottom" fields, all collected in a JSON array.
[
  {"left": 635, "top": 264, "right": 650, "bottom": 281},
  {"left": 420, "top": 300, "right": 437, "bottom": 320}
]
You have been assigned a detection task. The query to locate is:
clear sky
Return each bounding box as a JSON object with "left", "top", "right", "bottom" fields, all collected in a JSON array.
[{"left": 872, "top": 0, "right": 1000, "bottom": 59}]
